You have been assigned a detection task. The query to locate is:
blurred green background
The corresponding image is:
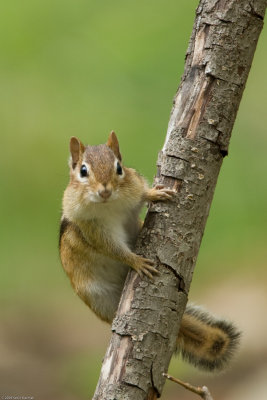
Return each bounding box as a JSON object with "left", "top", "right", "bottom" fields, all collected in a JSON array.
[{"left": 0, "top": 1, "right": 266, "bottom": 399}]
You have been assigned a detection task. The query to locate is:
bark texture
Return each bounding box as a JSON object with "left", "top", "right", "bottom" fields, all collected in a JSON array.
[{"left": 93, "top": 1, "right": 266, "bottom": 399}]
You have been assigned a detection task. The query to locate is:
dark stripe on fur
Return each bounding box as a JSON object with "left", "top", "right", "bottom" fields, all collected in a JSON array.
[
  {"left": 59, "top": 217, "right": 70, "bottom": 247},
  {"left": 177, "top": 304, "right": 241, "bottom": 372}
]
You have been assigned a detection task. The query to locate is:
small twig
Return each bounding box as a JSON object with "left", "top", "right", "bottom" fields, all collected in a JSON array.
[{"left": 163, "top": 373, "right": 214, "bottom": 400}]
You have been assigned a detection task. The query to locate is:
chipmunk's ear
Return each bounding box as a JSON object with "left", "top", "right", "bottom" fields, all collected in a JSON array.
[
  {"left": 69, "top": 137, "right": 85, "bottom": 169},
  {"left": 107, "top": 131, "right": 122, "bottom": 161}
]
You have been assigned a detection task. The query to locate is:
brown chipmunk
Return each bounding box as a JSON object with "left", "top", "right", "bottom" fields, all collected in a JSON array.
[{"left": 59, "top": 131, "right": 240, "bottom": 372}]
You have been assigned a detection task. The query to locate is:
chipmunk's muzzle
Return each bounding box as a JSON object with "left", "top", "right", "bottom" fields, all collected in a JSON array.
[{"left": 98, "top": 183, "right": 112, "bottom": 200}]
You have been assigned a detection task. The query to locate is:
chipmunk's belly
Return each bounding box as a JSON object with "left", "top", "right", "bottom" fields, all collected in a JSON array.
[
  {"left": 87, "top": 255, "right": 130, "bottom": 323},
  {"left": 84, "top": 216, "right": 138, "bottom": 323}
]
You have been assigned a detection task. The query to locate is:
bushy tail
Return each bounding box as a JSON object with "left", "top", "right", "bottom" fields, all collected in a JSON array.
[{"left": 177, "top": 304, "right": 241, "bottom": 372}]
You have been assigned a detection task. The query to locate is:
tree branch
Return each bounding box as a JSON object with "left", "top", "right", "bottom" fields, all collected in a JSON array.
[
  {"left": 93, "top": 1, "right": 266, "bottom": 398},
  {"left": 163, "top": 373, "right": 214, "bottom": 400}
]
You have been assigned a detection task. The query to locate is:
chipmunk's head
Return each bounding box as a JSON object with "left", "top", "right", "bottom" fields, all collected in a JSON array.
[{"left": 68, "top": 131, "right": 125, "bottom": 204}]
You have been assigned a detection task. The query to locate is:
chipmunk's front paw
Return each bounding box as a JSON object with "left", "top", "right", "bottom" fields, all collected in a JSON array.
[
  {"left": 132, "top": 256, "right": 159, "bottom": 280},
  {"left": 147, "top": 185, "right": 176, "bottom": 202}
]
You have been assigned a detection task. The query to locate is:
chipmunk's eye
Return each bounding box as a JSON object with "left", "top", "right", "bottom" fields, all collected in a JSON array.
[
  {"left": 80, "top": 164, "right": 88, "bottom": 177},
  {"left": 116, "top": 162, "right": 123, "bottom": 175}
]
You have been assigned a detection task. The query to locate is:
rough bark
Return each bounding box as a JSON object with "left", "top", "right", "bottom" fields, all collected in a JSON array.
[{"left": 93, "top": 1, "right": 266, "bottom": 399}]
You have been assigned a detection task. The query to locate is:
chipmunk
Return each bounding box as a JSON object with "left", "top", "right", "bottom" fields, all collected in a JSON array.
[{"left": 59, "top": 131, "right": 240, "bottom": 372}]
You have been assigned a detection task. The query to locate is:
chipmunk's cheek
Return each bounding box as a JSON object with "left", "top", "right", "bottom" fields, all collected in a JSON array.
[{"left": 111, "top": 191, "right": 119, "bottom": 201}]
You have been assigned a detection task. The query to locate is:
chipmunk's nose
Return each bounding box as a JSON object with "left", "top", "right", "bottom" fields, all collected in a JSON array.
[{"left": 98, "top": 185, "right": 112, "bottom": 200}]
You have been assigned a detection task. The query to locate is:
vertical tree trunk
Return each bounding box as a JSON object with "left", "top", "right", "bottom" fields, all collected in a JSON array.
[{"left": 93, "top": 1, "right": 266, "bottom": 399}]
